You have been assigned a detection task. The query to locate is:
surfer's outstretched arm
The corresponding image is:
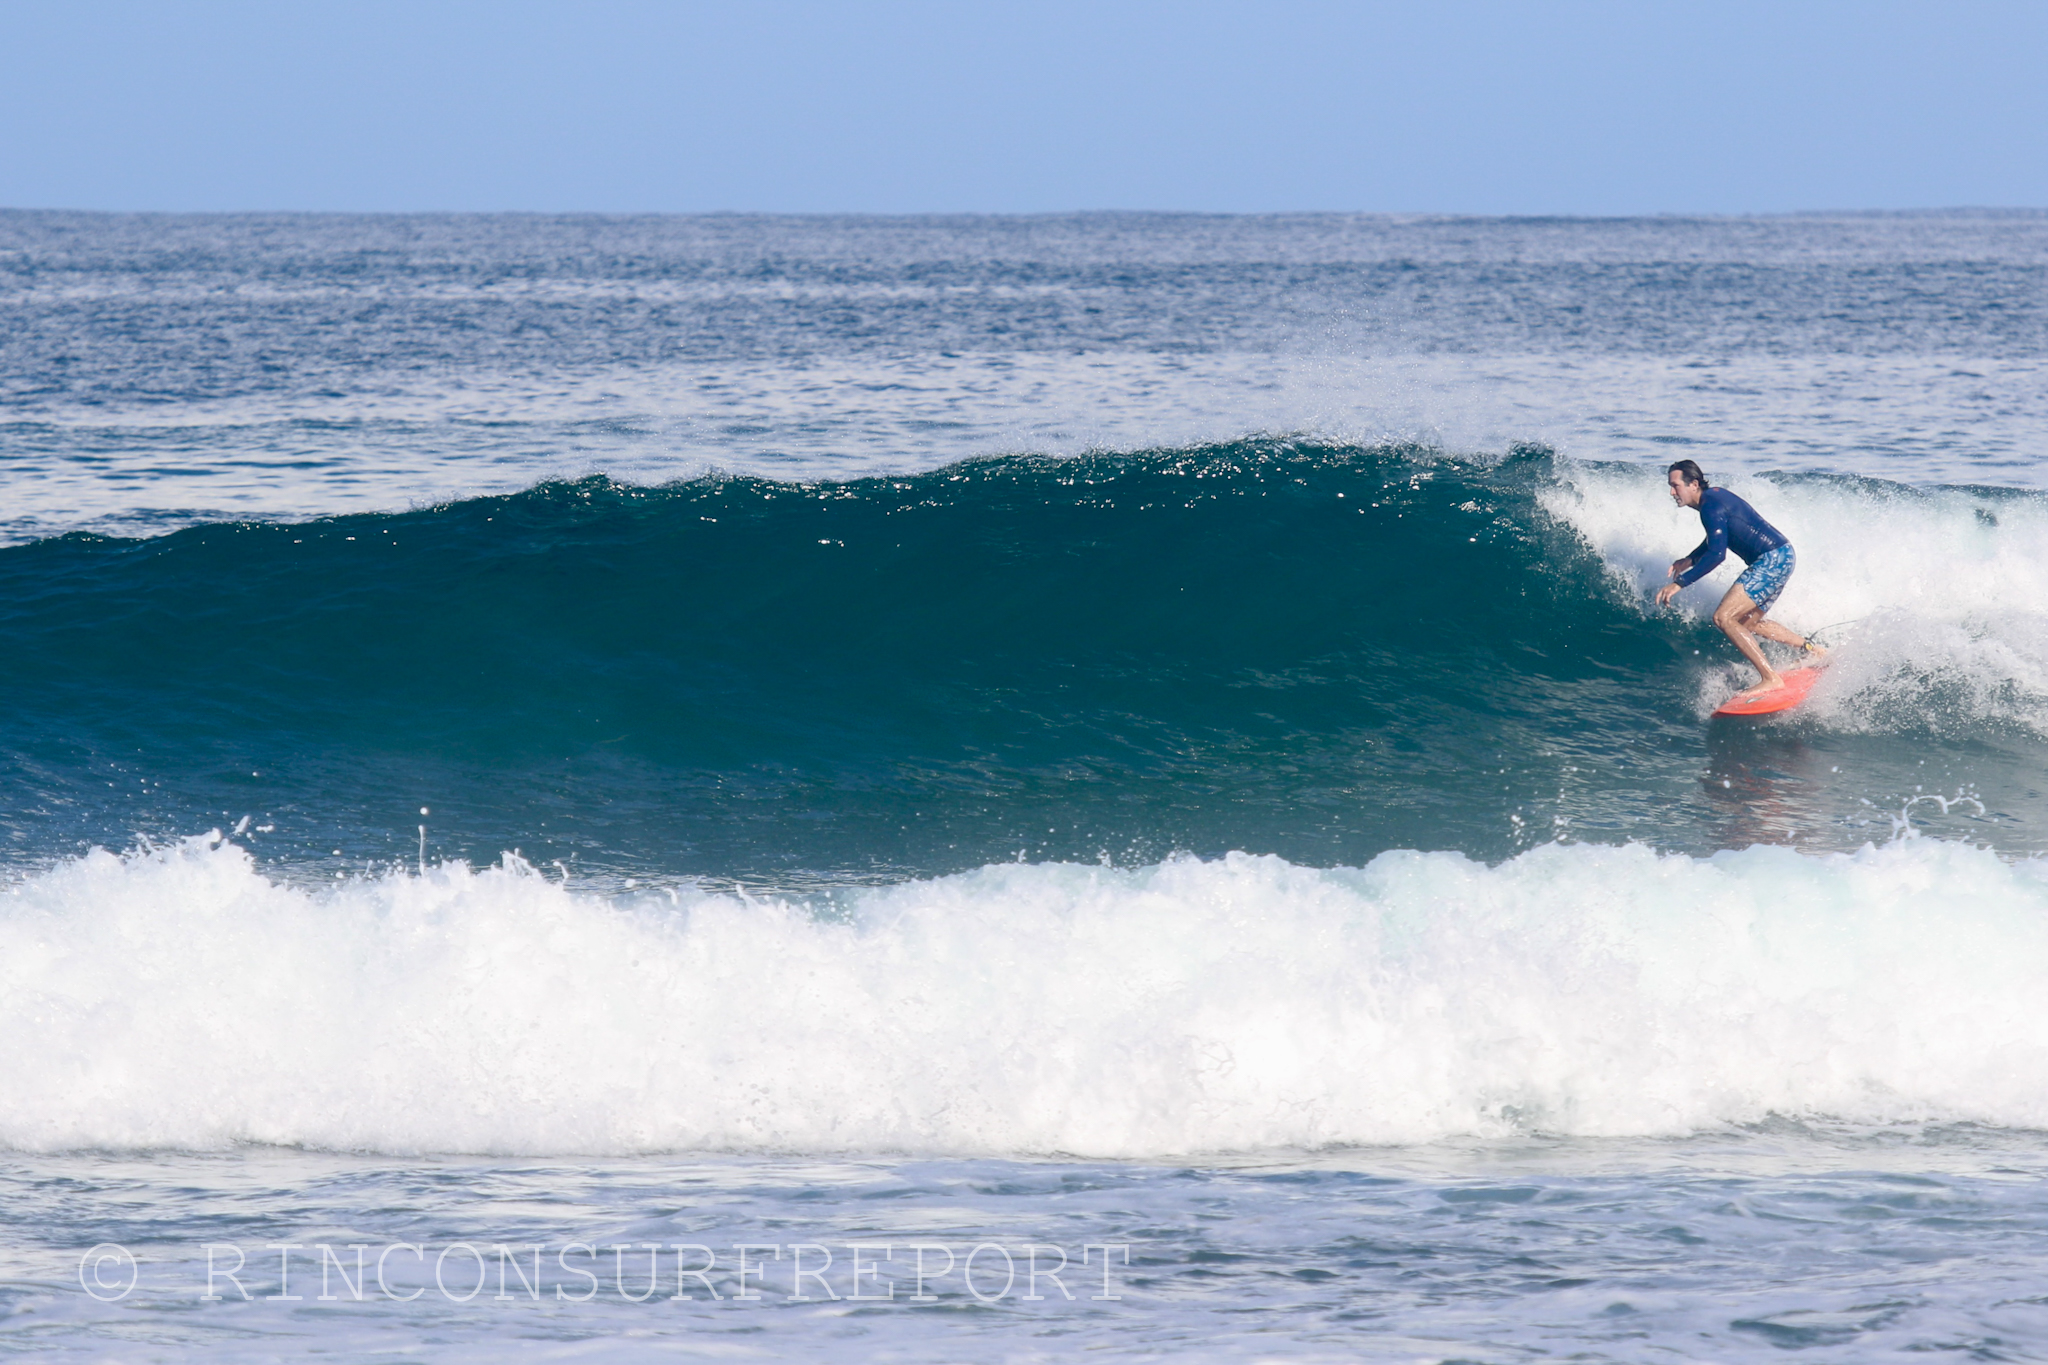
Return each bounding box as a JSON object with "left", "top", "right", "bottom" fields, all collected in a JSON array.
[
  {"left": 1655, "top": 555, "right": 1693, "bottom": 607},
  {"left": 1679, "top": 519, "right": 1729, "bottom": 585}
]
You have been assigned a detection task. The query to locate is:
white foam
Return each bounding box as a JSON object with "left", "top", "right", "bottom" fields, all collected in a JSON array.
[
  {"left": 1548, "top": 462, "right": 2048, "bottom": 732},
  {"left": 5, "top": 833, "right": 2048, "bottom": 1156}
]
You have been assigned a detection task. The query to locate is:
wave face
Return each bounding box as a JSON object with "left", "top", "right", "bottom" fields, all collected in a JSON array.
[
  {"left": 3, "top": 441, "right": 2045, "bottom": 878},
  {"left": 7, "top": 832, "right": 2048, "bottom": 1155}
]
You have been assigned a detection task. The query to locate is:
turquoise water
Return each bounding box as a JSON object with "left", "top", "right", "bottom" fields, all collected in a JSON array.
[
  {"left": 7, "top": 446, "right": 2042, "bottom": 880},
  {"left": 4, "top": 210, "right": 2048, "bottom": 1360}
]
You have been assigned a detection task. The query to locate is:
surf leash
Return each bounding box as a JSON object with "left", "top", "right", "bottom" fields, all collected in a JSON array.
[{"left": 1802, "top": 617, "right": 1866, "bottom": 650}]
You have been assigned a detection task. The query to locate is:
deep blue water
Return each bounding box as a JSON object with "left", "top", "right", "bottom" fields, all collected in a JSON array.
[{"left": 5, "top": 210, "right": 2048, "bottom": 1361}]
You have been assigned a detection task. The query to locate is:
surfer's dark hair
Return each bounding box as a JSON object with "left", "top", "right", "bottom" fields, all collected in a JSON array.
[{"left": 1667, "top": 459, "right": 1708, "bottom": 488}]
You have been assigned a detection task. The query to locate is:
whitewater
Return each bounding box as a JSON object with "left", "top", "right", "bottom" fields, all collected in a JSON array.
[
  {"left": 9, "top": 831, "right": 2048, "bottom": 1155},
  {"left": 4, "top": 209, "right": 2048, "bottom": 1361}
]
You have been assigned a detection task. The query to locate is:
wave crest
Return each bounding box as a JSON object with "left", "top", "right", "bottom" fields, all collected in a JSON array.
[{"left": 7, "top": 833, "right": 2047, "bottom": 1155}]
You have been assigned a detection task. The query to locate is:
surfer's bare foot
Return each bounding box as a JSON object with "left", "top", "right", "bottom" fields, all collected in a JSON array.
[
  {"left": 1736, "top": 673, "right": 1787, "bottom": 700},
  {"left": 1802, "top": 638, "right": 1829, "bottom": 659}
]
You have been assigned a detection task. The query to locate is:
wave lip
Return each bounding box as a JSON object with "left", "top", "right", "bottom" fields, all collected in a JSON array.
[
  {"left": 7, "top": 443, "right": 2048, "bottom": 874},
  {"left": 0, "top": 443, "right": 1674, "bottom": 872},
  {"left": 5, "top": 832, "right": 2046, "bottom": 1157}
]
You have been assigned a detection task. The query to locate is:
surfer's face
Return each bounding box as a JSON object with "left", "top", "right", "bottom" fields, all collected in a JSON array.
[{"left": 1667, "top": 471, "right": 1701, "bottom": 507}]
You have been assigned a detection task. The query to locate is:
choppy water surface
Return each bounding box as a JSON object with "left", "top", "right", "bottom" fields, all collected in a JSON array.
[
  {"left": 3, "top": 210, "right": 2048, "bottom": 1360},
  {"left": 11, "top": 1136, "right": 2048, "bottom": 1363},
  {"left": 5, "top": 210, "right": 2048, "bottom": 543}
]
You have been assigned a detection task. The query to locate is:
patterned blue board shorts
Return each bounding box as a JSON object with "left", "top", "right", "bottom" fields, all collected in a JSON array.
[{"left": 1735, "top": 544, "right": 1795, "bottom": 614}]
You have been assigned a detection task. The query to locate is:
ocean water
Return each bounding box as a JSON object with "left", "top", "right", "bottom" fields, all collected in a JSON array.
[{"left": 4, "top": 209, "right": 2048, "bottom": 1360}]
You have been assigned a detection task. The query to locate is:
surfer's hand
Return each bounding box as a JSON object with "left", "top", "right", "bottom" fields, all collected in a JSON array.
[
  {"left": 1655, "top": 583, "right": 1680, "bottom": 608},
  {"left": 1667, "top": 559, "right": 1689, "bottom": 581}
]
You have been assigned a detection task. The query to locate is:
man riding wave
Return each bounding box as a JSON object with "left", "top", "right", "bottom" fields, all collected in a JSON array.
[{"left": 1653, "top": 459, "right": 1824, "bottom": 699}]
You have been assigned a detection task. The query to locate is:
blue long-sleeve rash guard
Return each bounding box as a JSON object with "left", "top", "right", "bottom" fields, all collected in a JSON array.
[{"left": 1676, "top": 486, "right": 1789, "bottom": 587}]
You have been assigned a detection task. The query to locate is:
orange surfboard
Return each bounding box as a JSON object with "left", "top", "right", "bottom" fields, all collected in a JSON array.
[{"left": 1712, "top": 664, "right": 1826, "bottom": 717}]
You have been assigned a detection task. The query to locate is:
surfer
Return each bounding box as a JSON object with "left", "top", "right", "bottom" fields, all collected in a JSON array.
[{"left": 1653, "top": 460, "right": 1823, "bottom": 698}]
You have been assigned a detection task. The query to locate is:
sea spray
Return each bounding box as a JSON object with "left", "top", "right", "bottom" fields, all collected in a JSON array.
[
  {"left": 9, "top": 209, "right": 2048, "bottom": 1362},
  {"left": 1550, "top": 461, "right": 2048, "bottom": 735},
  {"left": 6, "top": 830, "right": 2046, "bottom": 1156}
]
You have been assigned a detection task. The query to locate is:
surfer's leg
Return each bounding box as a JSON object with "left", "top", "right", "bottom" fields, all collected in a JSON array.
[
  {"left": 1744, "top": 611, "right": 1828, "bottom": 660},
  {"left": 1724, "top": 545, "right": 1808, "bottom": 676},
  {"left": 1749, "top": 615, "right": 1812, "bottom": 650},
  {"left": 1714, "top": 584, "right": 1783, "bottom": 691}
]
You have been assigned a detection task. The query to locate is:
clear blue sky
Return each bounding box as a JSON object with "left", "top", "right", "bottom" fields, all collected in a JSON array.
[{"left": 3, "top": 0, "right": 2043, "bottom": 215}]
